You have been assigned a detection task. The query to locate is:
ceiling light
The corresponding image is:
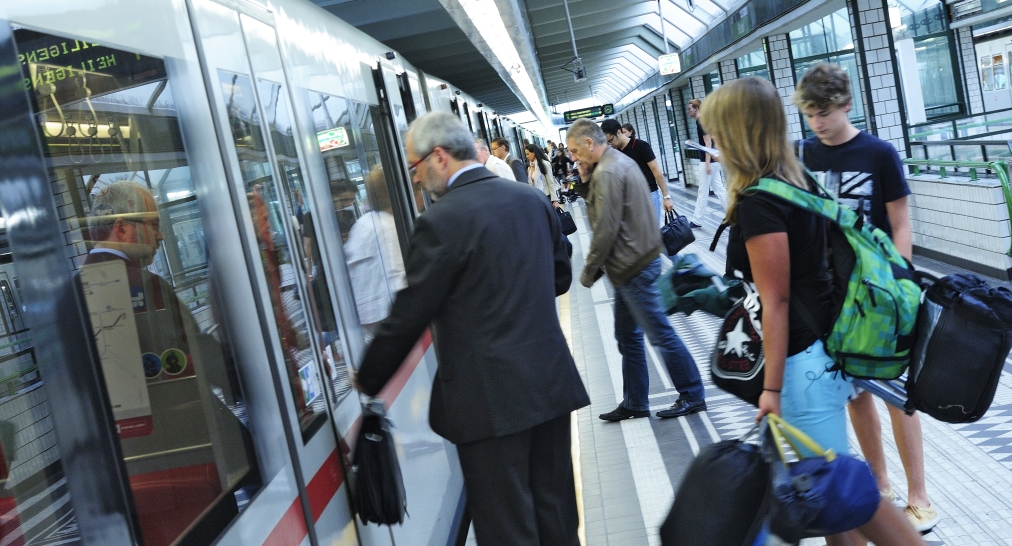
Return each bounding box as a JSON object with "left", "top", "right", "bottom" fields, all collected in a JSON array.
[{"left": 457, "top": 0, "right": 551, "bottom": 130}]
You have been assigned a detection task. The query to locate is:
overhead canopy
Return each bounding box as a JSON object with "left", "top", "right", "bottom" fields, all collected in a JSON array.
[{"left": 319, "top": 0, "right": 748, "bottom": 123}]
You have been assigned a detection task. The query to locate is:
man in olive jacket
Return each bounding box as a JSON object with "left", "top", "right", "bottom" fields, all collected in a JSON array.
[
  {"left": 567, "top": 118, "right": 705, "bottom": 421},
  {"left": 357, "top": 112, "right": 588, "bottom": 546}
]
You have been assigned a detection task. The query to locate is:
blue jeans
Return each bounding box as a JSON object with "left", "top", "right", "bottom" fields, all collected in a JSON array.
[
  {"left": 613, "top": 258, "right": 705, "bottom": 411},
  {"left": 781, "top": 339, "right": 852, "bottom": 456}
]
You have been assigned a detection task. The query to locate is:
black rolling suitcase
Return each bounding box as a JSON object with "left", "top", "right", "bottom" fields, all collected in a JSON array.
[{"left": 857, "top": 272, "right": 1012, "bottom": 423}]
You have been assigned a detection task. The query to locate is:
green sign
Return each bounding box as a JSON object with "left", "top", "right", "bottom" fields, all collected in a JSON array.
[{"left": 563, "top": 104, "right": 615, "bottom": 123}]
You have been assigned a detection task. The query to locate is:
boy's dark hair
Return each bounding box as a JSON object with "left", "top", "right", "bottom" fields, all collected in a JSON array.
[
  {"left": 600, "top": 119, "right": 622, "bottom": 136},
  {"left": 793, "top": 62, "right": 852, "bottom": 111}
]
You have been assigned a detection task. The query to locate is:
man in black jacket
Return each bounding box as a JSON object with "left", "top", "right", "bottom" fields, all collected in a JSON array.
[
  {"left": 490, "top": 137, "right": 527, "bottom": 182},
  {"left": 356, "top": 112, "right": 589, "bottom": 545}
]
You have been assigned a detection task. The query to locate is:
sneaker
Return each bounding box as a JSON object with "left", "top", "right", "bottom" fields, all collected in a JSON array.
[
  {"left": 905, "top": 504, "right": 940, "bottom": 533},
  {"left": 599, "top": 405, "right": 649, "bottom": 422},
  {"left": 689, "top": 222, "right": 702, "bottom": 229},
  {"left": 656, "top": 396, "right": 706, "bottom": 419}
]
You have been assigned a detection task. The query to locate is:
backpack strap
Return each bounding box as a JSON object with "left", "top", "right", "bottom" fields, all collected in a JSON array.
[
  {"left": 752, "top": 178, "right": 859, "bottom": 227},
  {"left": 710, "top": 222, "right": 730, "bottom": 251}
]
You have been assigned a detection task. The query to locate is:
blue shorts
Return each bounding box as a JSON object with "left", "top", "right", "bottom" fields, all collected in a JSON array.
[{"left": 780, "top": 339, "right": 852, "bottom": 456}]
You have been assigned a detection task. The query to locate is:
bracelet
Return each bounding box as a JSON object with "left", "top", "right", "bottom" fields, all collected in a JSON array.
[
  {"left": 663, "top": 195, "right": 671, "bottom": 200},
  {"left": 763, "top": 388, "right": 782, "bottom": 393}
]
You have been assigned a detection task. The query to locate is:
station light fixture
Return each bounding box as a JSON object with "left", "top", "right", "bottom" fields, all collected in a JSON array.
[{"left": 456, "top": 0, "right": 551, "bottom": 130}]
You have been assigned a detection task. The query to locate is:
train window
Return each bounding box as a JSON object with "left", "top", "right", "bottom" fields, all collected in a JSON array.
[
  {"left": 307, "top": 92, "right": 406, "bottom": 343},
  {"left": 17, "top": 28, "right": 262, "bottom": 546},
  {"left": 217, "top": 71, "right": 329, "bottom": 440},
  {"left": 994, "top": 54, "right": 1007, "bottom": 90},
  {"left": 982, "top": 56, "right": 994, "bottom": 91}
]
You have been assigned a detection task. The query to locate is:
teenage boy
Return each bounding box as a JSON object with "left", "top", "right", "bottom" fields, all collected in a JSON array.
[{"left": 793, "top": 63, "right": 938, "bottom": 533}]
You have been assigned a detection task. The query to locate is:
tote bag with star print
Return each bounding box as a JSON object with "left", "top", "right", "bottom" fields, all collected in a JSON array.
[{"left": 711, "top": 274, "right": 765, "bottom": 407}]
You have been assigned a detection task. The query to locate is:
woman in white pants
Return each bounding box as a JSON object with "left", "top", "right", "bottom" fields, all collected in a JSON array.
[{"left": 687, "top": 98, "right": 728, "bottom": 227}]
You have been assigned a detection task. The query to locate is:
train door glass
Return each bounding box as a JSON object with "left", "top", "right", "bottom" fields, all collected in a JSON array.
[
  {"left": 994, "top": 54, "right": 1007, "bottom": 90},
  {"left": 0, "top": 213, "right": 71, "bottom": 546},
  {"left": 307, "top": 92, "right": 406, "bottom": 343},
  {"left": 217, "top": 71, "right": 328, "bottom": 439},
  {"left": 376, "top": 66, "right": 424, "bottom": 215},
  {"left": 15, "top": 28, "right": 262, "bottom": 546},
  {"left": 982, "top": 56, "right": 994, "bottom": 91}
]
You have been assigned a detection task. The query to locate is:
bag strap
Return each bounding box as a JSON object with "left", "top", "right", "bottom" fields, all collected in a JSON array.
[
  {"left": 768, "top": 414, "right": 835, "bottom": 462},
  {"left": 748, "top": 178, "right": 860, "bottom": 228},
  {"left": 709, "top": 222, "right": 730, "bottom": 251}
]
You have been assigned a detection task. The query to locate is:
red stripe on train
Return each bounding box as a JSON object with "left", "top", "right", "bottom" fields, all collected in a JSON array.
[{"left": 264, "top": 330, "right": 432, "bottom": 545}]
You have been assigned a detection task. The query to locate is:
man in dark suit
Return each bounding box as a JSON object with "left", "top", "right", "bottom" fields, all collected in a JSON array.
[
  {"left": 356, "top": 112, "right": 588, "bottom": 545},
  {"left": 490, "top": 137, "right": 527, "bottom": 183}
]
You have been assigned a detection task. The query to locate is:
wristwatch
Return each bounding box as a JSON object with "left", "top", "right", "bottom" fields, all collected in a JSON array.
[{"left": 663, "top": 195, "right": 671, "bottom": 200}]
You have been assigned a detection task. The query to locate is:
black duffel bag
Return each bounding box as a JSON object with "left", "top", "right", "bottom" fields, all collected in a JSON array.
[
  {"left": 661, "top": 209, "right": 695, "bottom": 256},
  {"left": 660, "top": 428, "right": 768, "bottom": 545},
  {"left": 353, "top": 400, "right": 407, "bottom": 525},
  {"left": 557, "top": 207, "right": 578, "bottom": 235},
  {"left": 907, "top": 273, "right": 1012, "bottom": 423}
]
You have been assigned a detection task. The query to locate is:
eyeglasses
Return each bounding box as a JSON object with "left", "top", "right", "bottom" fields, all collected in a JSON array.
[
  {"left": 129, "top": 218, "right": 161, "bottom": 232},
  {"left": 606, "top": 135, "right": 615, "bottom": 145},
  {"left": 490, "top": 145, "right": 502, "bottom": 153},
  {"left": 408, "top": 149, "right": 435, "bottom": 177}
]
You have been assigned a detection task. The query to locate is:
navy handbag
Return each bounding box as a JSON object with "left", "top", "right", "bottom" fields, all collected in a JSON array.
[
  {"left": 763, "top": 415, "right": 879, "bottom": 542},
  {"left": 557, "top": 207, "right": 578, "bottom": 235},
  {"left": 661, "top": 209, "right": 695, "bottom": 256}
]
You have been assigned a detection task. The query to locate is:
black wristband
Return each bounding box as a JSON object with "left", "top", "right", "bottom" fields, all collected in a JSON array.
[{"left": 763, "top": 388, "right": 782, "bottom": 393}]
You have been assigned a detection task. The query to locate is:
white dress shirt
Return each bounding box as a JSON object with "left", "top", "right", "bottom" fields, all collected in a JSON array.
[{"left": 484, "top": 154, "right": 516, "bottom": 180}]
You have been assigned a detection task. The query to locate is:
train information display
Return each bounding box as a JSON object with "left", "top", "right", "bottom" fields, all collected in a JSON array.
[
  {"left": 563, "top": 103, "right": 615, "bottom": 123},
  {"left": 15, "top": 28, "right": 167, "bottom": 111}
]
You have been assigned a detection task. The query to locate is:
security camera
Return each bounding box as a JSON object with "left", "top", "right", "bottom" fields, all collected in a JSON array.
[
  {"left": 477, "top": 103, "right": 483, "bottom": 107},
  {"left": 385, "top": 51, "right": 396, "bottom": 60},
  {"left": 455, "top": 90, "right": 461, "bottom": 96}
]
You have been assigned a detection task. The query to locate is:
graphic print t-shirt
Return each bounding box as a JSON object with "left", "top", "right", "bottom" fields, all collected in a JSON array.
[{"left": 799, "top": 131, "right": 910, "bottom": 238}]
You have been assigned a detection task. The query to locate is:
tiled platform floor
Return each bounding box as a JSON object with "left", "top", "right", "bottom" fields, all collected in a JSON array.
[{"left": 561, "top": 184, "right": 1012, "bottom": 546}]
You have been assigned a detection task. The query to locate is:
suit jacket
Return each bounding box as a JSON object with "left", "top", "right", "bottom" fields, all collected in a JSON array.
[
  {"left": 357, "top": 166, "right": 589, "bottom": 445},
  {"left": 505, "top": 154, "right": 527, "bottom": 183}
]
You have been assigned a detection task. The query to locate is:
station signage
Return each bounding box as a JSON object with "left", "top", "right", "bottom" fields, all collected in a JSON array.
[
  {"left": 318, "top": 127, "right": 350, "bottom": 151},
  {"left": 563, "top": 103, "right": 615, "bottom": 123},
  {"left": 659, "top": 53, "right": 682, "bottom": 76}
]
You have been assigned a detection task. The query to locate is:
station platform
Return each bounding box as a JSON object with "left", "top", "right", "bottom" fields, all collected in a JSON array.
[{"left": 558, "top": 184, "right": 1012, "bottom": 546}]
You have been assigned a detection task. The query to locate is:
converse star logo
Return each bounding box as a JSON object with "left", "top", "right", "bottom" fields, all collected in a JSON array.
[{"left": 724, "top": 318, "right": 751, "bottom": 357}]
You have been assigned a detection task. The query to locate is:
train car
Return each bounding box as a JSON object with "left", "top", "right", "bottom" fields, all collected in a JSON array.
[
  {"left": 0, "top": 0, "right": 541, "bottom": 545},
  {"left": 975, "top": 33, "right": 1012, "bottom": 111}
]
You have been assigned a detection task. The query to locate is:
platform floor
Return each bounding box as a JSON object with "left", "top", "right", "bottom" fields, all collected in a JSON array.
[{"left": 559, "top": 184, "right": 1012, "bottom": 546}]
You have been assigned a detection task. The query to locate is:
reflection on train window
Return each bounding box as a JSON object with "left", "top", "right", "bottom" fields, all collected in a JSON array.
[
  {"left": 994, "top": 55, "right": 1006, "bottom": 90},
  {"left": 257, "top": 79, "right": 352, "bottom": 411},
  {"left": 982, "top": 56, "right": 994, "bottom": 91},
  {"left": 18, "top": 28, "right": 261, "bottom": 546},
  {"left": 308, "top": 92, "right": 406, "bottom": 344},
  {"left": 218, "top": 71, "right": 329, "bottom": 437}
]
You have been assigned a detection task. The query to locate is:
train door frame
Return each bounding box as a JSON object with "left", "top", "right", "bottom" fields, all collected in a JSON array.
[
  {"left": 372, "top": 63, "right": 424, "bottom": 254},
  {"left": 0, "top": 22, "right": 142, "bottom": 544},
  {"left": 183, "top": 2, "right": 361, "bottom": 544},
  {"left": 397, "top": 71, "right": 418, "bottom": 124}
]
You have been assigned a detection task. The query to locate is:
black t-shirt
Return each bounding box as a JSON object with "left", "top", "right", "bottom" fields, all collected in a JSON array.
[
  {"left": 696, "top": 120, "right": 705, "bottom": 143},
  {"left": 696, "top": 120, "right": 718, "bottom": 162},
  {"left": 725, "top": 178, "right": 833, "bottom": 356},
  {"left": 618, "top": 138, "right": 659, "bottom": 192},
  {"left": 799, "top": 131, "right": 910, "bottom": 238}
]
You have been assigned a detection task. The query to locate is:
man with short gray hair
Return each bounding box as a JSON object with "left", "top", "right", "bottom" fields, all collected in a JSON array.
[
  {"left": 357, "top": 112, "right": 588, "bottom": 545},
  {"left": 567, "top": 118, "right": 705, "bottom": 422},
  {"left": 474, "top": 138, "right": 515, "bottom": 180}
]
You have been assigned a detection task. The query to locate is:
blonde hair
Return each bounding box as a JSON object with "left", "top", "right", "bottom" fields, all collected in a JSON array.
[{"left": 698, "top": 77, "right": 808, "bottom": 223}]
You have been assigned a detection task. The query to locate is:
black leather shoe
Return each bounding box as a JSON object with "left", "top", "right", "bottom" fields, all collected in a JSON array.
[
  {"left": 656, "top": 397, "right": 706, "bottom": 419},
  {"left": 689, "top": 222, "right": 702, "bottom": 229},
  {"left": 599, "top": 405, "right": 650, "bottom": 422}
]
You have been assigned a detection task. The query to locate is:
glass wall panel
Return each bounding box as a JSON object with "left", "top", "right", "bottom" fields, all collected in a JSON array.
[
  {"left": 738, "top": 48, "right": 769, "bottom": 81},
  {"left": 891, "top": 0, "right": 962, "bottom": 119},
  {"left": 17, "top": 29, "right": 262, "bottom": 546}
]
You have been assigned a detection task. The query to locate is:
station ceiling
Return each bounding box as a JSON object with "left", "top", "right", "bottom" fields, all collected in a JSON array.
[{"left": 319, "top": 0, "right": 746, "bottom": 120}]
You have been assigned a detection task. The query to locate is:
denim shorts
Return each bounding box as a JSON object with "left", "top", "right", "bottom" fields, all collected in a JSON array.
[{"left": 779, "top": 339, "right": 852, "bottom": 456}]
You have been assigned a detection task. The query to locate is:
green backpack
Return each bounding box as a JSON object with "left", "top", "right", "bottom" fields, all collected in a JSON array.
[{"left": 744, "top": 178, "right": 921, "bottom": 379}]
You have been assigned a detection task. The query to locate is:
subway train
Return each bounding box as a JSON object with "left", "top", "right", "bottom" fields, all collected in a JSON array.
[{"left": 0, "top": 1, "right": 543, "bottom": 545}]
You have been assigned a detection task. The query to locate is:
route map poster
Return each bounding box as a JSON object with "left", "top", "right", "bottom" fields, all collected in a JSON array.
[{"left": 80, "top": 260, "right": 153, "bottom": 438}]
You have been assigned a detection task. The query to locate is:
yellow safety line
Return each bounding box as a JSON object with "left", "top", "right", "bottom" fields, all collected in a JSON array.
[{"left": 558, "top": 290, "right": 586, "bottom": 546}]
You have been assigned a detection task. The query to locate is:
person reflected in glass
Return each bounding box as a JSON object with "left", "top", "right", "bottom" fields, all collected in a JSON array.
[{"left": 344, "top": 167, "right": 406, "bottom": 341}]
